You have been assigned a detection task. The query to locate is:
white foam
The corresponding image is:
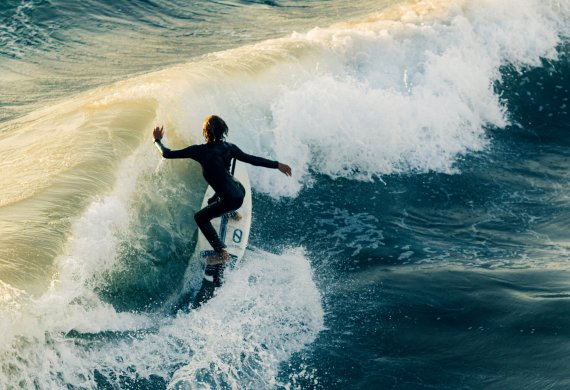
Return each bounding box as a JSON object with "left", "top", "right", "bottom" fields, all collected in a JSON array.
[
  {"left": 0, "top": 249, "right": 323, "bottom": 388},
  {"left": 167, "top": 248, "right": 323, "bottom": 389},
  {"left": 154, "top": 0, "right": 569, "bottom": 197}
]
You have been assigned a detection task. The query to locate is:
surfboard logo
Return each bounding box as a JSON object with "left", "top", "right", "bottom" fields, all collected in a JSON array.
[{"left": 232, "top": 228, "right": 243, "bottom": 243}]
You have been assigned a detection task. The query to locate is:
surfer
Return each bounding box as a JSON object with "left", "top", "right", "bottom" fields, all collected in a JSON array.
[{"left": 153, "top": 115, "right": 292, "bottom": 264}]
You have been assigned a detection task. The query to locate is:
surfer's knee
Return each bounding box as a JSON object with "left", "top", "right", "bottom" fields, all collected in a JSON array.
[{"left": 194, "top": 210, "right": 207, "bottom": 225}]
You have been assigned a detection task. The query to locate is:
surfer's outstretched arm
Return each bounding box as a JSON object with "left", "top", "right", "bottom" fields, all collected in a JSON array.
[
  {"left": 231, "top": 144, "right": 292, "bottom": 176},
  {"left": 153, "top": 126, "right": 197, "bottom": 159}
]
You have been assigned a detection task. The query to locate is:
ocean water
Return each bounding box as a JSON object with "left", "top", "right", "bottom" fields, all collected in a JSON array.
[{"left": 1, "top": 0, "right": 569, "bottom": 388}]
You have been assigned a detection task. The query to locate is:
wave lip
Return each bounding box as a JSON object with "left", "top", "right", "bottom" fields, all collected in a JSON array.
[
  {"left": 129, "top": 0, "right": 568, "bottom": 198},
  {"left": 256, "top": 0, "right": 569, "bottom": 195}
]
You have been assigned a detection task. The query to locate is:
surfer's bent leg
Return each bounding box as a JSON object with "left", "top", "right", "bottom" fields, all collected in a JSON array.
[{"left": 194, "top": 194, "right": 244, "bottom": 253}]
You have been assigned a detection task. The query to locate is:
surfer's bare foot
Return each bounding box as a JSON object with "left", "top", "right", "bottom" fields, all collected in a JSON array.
[
  {"left": 230, "top": 211, "right": 242, "bottom": 221},
  {"left": 206, "top": 250, "right": 230, "bottom": 265},
  {"left": 219, "top": 250, "right": 230, "bottom": 263}
]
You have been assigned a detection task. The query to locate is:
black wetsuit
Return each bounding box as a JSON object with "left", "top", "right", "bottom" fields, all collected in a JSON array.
[{"left": 154, "top": 139, "right": 278, "bottom": 253}]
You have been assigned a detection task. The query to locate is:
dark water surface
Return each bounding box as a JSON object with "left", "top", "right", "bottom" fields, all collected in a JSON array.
[{"left": 252, "top": 48, "right": 570, "bottom": 388}]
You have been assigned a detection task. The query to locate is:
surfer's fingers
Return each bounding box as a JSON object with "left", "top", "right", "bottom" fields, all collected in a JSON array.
[
  {"left": 152, "top": 126, "right": 165, "bottom": 139},
  {"left": 279, "top": 163, "right": 292, "bottom": 176}
]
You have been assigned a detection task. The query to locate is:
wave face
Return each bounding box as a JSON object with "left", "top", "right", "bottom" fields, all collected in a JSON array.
[{"left": 0, "top": 0, "right": 569, "bottom": 388}]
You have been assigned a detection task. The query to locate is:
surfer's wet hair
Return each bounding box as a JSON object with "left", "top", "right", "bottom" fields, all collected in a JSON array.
[{"left": 203, "top": 115, "right": 228, "bottom": 142}]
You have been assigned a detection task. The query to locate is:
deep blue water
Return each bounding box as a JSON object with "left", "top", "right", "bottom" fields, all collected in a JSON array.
[
  {"left": 1, "top": 0, "right": 570, "bottom": 388},
  {"left": 253, "top": 45, "right": 570, "bottom": 388}
]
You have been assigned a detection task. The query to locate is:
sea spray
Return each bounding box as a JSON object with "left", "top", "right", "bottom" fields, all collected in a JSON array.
[{"left": 0, "top": 249, "right": 323, "bottom": 388}]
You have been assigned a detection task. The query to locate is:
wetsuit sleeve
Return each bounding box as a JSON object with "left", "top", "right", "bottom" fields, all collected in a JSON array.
[
  {"left": 230, "top": 144, "right": 279, "bottom": 168},
  {"left": 154, "top": 139, "right": 198, "bottom": 159}
]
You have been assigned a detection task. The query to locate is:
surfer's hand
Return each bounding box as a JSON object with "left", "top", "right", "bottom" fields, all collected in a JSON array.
[
  {"left": 153, "top": 126, "right": 164, "bottom": 141},
  {"left": 278, "top": 162, "right": 292, "bottom": 177}
]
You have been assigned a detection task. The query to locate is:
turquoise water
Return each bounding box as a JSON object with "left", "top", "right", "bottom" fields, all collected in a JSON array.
[{"left": 1, "top": 0, "right": 570, "bottom": 388}]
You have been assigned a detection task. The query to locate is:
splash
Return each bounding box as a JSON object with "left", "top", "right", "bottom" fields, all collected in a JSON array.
[{"left": 0, "top": 249, "right": 323, "bottom": 388}]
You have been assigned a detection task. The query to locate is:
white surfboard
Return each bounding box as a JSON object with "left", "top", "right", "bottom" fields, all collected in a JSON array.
[
  {"left": 195, "top": 160, "right": 251, "bottom": 272},
  {"left": 162, "top": 160, "right": 251, "bottom": 313}
]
